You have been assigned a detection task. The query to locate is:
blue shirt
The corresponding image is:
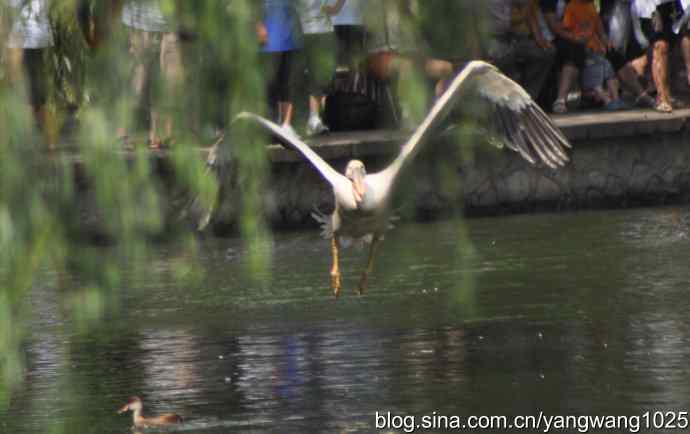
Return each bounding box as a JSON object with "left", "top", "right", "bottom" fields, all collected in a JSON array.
[{"left": 263, "top": 0, "right": 303, "bottom": 52}]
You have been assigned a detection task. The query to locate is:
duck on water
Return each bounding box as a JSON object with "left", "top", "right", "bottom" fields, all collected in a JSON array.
[{"left": 117, "top": 396, "right": 183, "bottom": 428}]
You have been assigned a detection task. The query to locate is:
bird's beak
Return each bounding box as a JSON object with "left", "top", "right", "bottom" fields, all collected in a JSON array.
[
  {"left": 352, "top": 172, "right": 366, "bottom": 203},
  {"left": 117, "top": 403, "right": 129, "bottom": 414}
]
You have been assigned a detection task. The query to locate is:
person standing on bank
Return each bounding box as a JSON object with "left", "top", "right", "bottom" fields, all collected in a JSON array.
[
  {"left": 258, "top": 0, "right": 303, "bottom": 137},
  {"left": 333, "top": 0, "right": 367, "bottom": 71},
  {"left": 6, "top": 0, "right": 56, "bottom": 148},
  {"left": 121, "top": 0, "right": 183, "bottom": 148},
  {"left": 632, "top": 0, "right": 683, "bottom": 112},
  {"left": 298, "top": 0, "right": 346, "bottom": 136}
]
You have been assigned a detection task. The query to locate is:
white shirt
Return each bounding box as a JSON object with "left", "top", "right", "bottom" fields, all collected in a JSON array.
[
  {"left": 333, "top": 0, "right": 366, "bottom": 26},
  {"left": 7, "top": 0, "right": 54, "bottom": 49},
  {"left": 632, "top": 0, "right": 673, "bottom": 19},
  {"left": 299, "top": 0, "right": 337, "bottom": 34},
  {"left": 122, "top": 0, "right": 170, "bottom": 33}
]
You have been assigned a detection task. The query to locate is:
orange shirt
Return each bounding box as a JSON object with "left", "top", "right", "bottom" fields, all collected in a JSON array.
[{"left": 563, "top": 0, "right": 605, "bottom": 53}]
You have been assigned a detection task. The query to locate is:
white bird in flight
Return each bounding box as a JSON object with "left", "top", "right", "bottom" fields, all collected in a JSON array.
[{"left": 232, "top": 61, "right": 571, "bottom": 297}]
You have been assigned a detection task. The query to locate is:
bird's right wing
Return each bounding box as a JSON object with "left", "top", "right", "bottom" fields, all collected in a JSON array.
[
  {"left": 379, "top": 60, "right": 571, "bottom": 184},
  {"left": 232, "top": 112, "right": 350, "bottom": 190}
]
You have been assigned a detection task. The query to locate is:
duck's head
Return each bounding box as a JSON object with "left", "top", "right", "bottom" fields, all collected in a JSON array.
[
  {"left": 118, "top": 396, "right": 143, "bottom": 414},
  {"left": 345, "top": 160, "right": 367, "bottom": 203}
]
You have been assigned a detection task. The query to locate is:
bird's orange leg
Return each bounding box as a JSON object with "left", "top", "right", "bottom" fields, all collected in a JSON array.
[
  {"left": 330, "top": 236, "right": 342, "bottom": 298},
  {"left": 357, "top": 236, "right": 381, "bottom": 295}
]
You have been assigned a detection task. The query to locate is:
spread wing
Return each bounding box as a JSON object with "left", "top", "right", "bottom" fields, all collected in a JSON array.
[
  {"left": 380, "top": 60, "right": 571, "bottom": 183},
  {"left": 232, "top": 112, "right": 351, "bottom": 192}
]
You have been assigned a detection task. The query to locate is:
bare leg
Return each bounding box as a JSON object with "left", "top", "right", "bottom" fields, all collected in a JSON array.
[
  {"left": 616, "top": 64, "right": 645, "bottom": 97},
  {"left": 653, "top": 40, "right": 672, "bottom": 111},
  {"left": 606, "top": 78, "right": 620, "bottom": 101},
  {"left": 630, "top": 54, "right": 648, "bottom": 77},
  {"left": 149, "top": 110, "right": 161, "bottom": 148},
  {"left": 330, "top": 237, "right": 341, "bottom": 298},
  {"left": 425, "top": 59, "right": 453, "bottom": 97},
  {"left": 279, "top": 101, "right": 294, "bottom": 127},
  {"left": 357, "top": 236, "right": 381, "bottom": 295},
  {"left": 557, "top": 63, "right": 578, "bottom": 102},
  {"left": 308, "top": 95, "right": 321, "bottom": 116},
  {"left": 159, "top": 32, "right": 184, "bottom": 144}
]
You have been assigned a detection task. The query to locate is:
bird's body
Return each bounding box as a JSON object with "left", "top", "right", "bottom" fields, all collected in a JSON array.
[
  {"left": 229, "top": 61, "right": 571, "bottom": 296},
  {"left": 118, "top": 396, "right": 183, "bottom": 428}
]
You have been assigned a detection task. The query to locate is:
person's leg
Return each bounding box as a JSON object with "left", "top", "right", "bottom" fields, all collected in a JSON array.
[
  {"left": 682, "top": 34, "right": 690, "bottom": 87},
  {"left": 616, "top": 64, "right": 645, "bottom": 95},
  {"left": 157, "top": 31, "right": 185, "bottom": 145},
  {"left": 606, "top": 77, "right": 620, "bottom": 101},
  {"left": 424, "top": 58, "right": 453, "bottom": 97},
  {"left": 305, "top": 33, "right": 336, "bottom": 135},
  {"left": 122, "top": 28, "right": 156, "bottom": 144},
  {"left": 552, "top": 38, "right": 584, "bottom": 113},
  {"left": 630, "top": 53, "right": 648, "bottom": 77},
  {"left": 553, "top": 63, "right": 578, "bottom": 113},
  {"left": 520, "top": 39, "right": 556, "bottom": 101},
  {"left": 652, "top": 39, "right": 672, "bottom": 111},
  {"left": 276, "top": 50, "right": 295, "bottom": 129},
  {"left": 24, "top": 48, "right": 56, "bottom": 147}
]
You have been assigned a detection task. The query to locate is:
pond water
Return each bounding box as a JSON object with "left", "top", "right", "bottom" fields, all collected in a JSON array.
[{"left": 3, "top": 206, "right": 690, "bottom": 433}]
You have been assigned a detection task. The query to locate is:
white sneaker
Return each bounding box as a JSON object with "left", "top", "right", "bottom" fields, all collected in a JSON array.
[
  {"left": 306, "top": 115, "right": 329, "bottom": 137},
  {"left": 282, "top": 124, "right": 300, "bottom": 140}
]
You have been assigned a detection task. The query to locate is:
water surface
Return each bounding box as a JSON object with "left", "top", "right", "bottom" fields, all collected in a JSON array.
[{"left": 4, "top": 207, "right": 690, "bottom": 433}]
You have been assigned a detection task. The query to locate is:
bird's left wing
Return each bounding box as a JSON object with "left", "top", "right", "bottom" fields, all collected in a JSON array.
[
  {"left": 381, "top": 60, "right": 571, "bottom": 183},
  {"left": 233, "top": 112, "right": 351, "bottom": 190}
]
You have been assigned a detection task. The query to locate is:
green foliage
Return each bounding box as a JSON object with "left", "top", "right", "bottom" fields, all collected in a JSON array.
[
  {"left": 0, "top": 0, "right": 266, "bottom": 410},
  {"left": 0, "top": 0, "right": 486, "bottom": 422}
]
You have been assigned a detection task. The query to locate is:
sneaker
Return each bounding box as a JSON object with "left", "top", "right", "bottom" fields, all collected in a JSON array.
[
  {"left": 605, "top": 99, "right": 628, "bottom": 111},
  {"left": 552, "top": 98, "right": 567, "bottom": 114},
  {"left": 306, "top": 115, "right": 329, "bottom": 137},
  {"left": 282, "top": 124, "right": 300, "bottom": 140}
]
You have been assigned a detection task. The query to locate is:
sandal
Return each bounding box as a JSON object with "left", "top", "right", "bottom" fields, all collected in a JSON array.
[
  {"left": 655, "top": 100, "right": 673, "bottom": 113},
  {"left": 552, "top": 98, "right": 567, "bottom": 114}
]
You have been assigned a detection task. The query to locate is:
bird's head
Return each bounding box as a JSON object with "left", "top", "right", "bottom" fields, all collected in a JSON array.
[
  {"left": 345, "top": 160, "right": 367, "bottom": 203},
  {"left": 118, "top": 396, "right": 143, "bottom": 414}
]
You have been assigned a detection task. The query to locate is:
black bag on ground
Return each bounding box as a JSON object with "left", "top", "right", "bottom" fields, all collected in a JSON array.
[
  {"left": 324, "top": 91, "right": 378, "bottom": 132},
  {"left": 324, "top": 69, "right": 379, "bottom": 131}
]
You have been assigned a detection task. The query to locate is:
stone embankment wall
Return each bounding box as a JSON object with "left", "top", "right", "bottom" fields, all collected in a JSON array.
[
  {"left": 69, "top": 109, "right": 690, "bottom": 235},
  {"left": 210, "top": 118, "right": 690, "bottom": 227}
]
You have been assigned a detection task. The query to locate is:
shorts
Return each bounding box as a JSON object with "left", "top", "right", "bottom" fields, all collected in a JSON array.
[
  {"left": 554, "top": 37, "right": 586, "bottom": 69},
  {"left": 582, "top": 53, "right": 615, "bottom": 91},
  {"left": 23, "top": 48, "right": 48, "bottom": 107},
  {"left": 303, "top": 32, "right": 336, "bottom": 96},
  {"left": 262, "top": 50, "right": 296, "bottom": 102},
  {"left": 640, "top": 1, "right": 682, "bottom": 45}
]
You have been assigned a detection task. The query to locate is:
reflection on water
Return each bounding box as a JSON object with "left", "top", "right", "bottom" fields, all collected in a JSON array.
[{"left": 4, "top": 207, "right": 690, "bottom": 433}]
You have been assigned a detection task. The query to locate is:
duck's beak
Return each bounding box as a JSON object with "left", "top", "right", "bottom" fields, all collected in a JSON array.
[
  {"left": 351, "top": 171, "right": 366, "bottom": 203},
  {"left": 117, "top": 403, "right": 129, "bottom": 414}
]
